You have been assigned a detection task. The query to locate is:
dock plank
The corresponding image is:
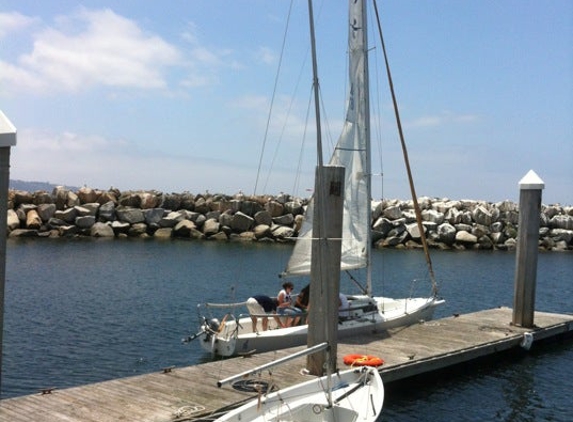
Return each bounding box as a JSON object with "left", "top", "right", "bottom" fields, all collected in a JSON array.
[{"left": 2, "top": 307, "right": 572, "bottom": 422}]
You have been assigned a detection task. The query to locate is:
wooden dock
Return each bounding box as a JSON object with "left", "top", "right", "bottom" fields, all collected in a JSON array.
[{"left": 2, "top": 307, "right": 572, "bottom": 422}]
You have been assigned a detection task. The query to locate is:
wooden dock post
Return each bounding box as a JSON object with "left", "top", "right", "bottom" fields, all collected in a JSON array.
[
  {"left": 512, "top": 169, "right": 544, "bottom": 328},
  {"left": 0, "top": 110, "right": 17, "bottom": 395},
  {"left": 307, "top": 165, "right": 345, "bottom": 376}
]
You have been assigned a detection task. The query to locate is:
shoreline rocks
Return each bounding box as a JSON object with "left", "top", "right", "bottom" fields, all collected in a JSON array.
[{"left": 6, "top": 186, "right": 573, "bottom": 252}]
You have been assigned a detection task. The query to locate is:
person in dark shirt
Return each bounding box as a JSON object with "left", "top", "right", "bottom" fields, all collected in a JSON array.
[
  {"left": 294, "top": 284, "right": 310, "bottom": 325},
  {"left": 246, "top": 295, "right": 284, "bottom": 332},
  {"left": 295, "top": 284, "right": 310, "bottom": 311}
]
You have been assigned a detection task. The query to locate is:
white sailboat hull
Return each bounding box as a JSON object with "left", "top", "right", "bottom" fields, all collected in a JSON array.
[
  {"left": 199, "top": 296, "right": 444, "bottom": 357},
  {"left": 215, "top": 366, "right": 384, "bottom": 422}
]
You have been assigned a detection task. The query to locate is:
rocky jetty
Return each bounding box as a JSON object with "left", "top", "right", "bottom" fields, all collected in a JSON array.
[{"left": 6, "top": 186, "right": 573, "bottom": 251}]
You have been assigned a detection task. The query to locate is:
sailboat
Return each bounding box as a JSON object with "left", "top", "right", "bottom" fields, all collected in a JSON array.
[
  {"left": 190, "top": 0, "right": 444, "bottom": 358},
  {"left": 213, "top": 343, "right": 384, "bottom": 422},
  {"left": 212, "top": 2, "right": 383, "bottom": 421}
]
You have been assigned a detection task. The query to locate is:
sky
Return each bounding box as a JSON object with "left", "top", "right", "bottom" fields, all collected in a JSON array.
[{"left": 1, "top": 1, "right": 571, "bottom": 205}]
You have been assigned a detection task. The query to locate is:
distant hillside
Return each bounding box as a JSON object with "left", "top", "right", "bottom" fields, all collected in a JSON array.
[{"left": 9, "top": 179, "right": 80, "bottom": 192}]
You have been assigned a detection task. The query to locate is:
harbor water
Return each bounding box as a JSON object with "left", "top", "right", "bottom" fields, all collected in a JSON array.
[{"left": 2, "top": 238, "right": 572, "bottom": 421}]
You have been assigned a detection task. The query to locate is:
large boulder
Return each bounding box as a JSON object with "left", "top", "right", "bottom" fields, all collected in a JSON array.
[
  {"left": 253, "top": 224, "right": 271, "bottom": 239},
  {"left": 54, "top": 208, "right": 77, "bottom": 224},
  {"left": 26, "top": 209, "right": 42, "bottom": 229},
  {"left": 144, "top": 208, "right": 165, "bottom": 225},
  {"left": 422, "top": 209, "right": 444, "bottom": 224},
  {"left": 9, "top": 229, "right": 39, "bottom": 238},
  {"left": 33, "top": 191, "right": 52, "bottom": 205},
  {"left": 472, "top": 205, "right": 493, "bottom": 226},
  {"left": 97, "top": 190, "right": 118, "bottom": 205},
  {"left": 273, "top": 213, "right": 294, "bottom": 226},
  {"left": 7, "top": 209, "right": 20, "bottom": 231},
  {"left": 98, "top": 201, "right": 116, "bottom": 222},
  {"left": 455, "top": 230, "right": 478, "bottom": 245},
  {"left": 437, "top": 222, "right": 456, "bottom": 245},
  {"left": 111, "top": 221, "right": 130, "bottom": 235},
  {"left": 231, "top": 212, "right": 254, "bottom": 232},
  {"left": 372, "top": 217, "right": 393, "bottom": 237},
  {"left": 550, "top": 215, "right": 573, "bottom": 230},
  {"left": 173, "top": 220, "right": 196, "bottom": 237},
  {"left": 284, "top": 201, "right": 304, "bottom": 216},
  {"left": 90, "top": 222, "right": 115, "bottom": 237},
  {"left": 383, "top": 205, "right": 402, "bottom": 220},
  {"left": 154, "top": 228, "right": 173, "bottom": 239},
  {"left": 12, "top": 190, "right": 34, "bottom": 207},
  {"left": 203, "top": 218, "right": 220, "bottom": 236},
  {"left": 138, "top": 192, "right": 159, "bottom": 209},
  {"left": 159, "top": 210, "right": 190, "bottom": 228},
  {"left": 254, "top": 210, "right": 273, "bottom": 226},
  {"left": 194, "top": 197, "right": 210, "bottom": 214},
  {"left": 272, "top": 225, "right": 295, "bottom": 241},
  {"left": 76, "top": 215, "right": 96, "bottom": 229},
  {"left": 116, "top": 207, "right": 145, "bottom": 224},
  {"left": 77, "top": 186, "right": 99, "bottom": 204},
  {"left": 179, "top": 193, "right": 195, "bottom": 211},
  {"left": 36, "top": 203, "right": 56, "bottom": 222},
  {"left": 265, "top": 201, "right": 284, "bottom": 218},
  {"left": 128, "top": 223, "right": 148, "bottom": 237},
  {"left": 66, "top": 191, "right": 80, "bottom": 208},
  {"left": 52, "top": 186, "right": 68, "bottom": 210},
  {"left": 405, "top": 222, "right": 424, "bottom": 240}
]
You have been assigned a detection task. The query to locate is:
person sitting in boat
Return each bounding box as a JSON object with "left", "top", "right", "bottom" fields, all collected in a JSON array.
[
  {"left": 294, "top": 284, "right": 310, "bottom": 324},
  {"left": 277, "top": 281, "right": 302, "bottom": 327},
  {"left": 246, "top": 295, "right": 284, "bottom": 332},
  {"left": 339, "top": 293, "right": 351, "bottom": 320}
]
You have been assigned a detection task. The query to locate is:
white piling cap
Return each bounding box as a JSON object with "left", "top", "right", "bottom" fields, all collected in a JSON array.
[
  {"left": 519, "top": 169, "right": 544, "bottom": 190},
  {"left": 0, "top": 110, "right": 17, "bottom": 147}
]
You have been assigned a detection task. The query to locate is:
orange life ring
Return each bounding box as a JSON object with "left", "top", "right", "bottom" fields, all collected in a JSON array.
[{"left": 343, "top": 354, "right": 384, "bottom": 367}]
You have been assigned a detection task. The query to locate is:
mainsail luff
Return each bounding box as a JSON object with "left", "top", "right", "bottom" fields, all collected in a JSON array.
[{"left": 285, "top": 0, "right": 371, "bottom": 279}]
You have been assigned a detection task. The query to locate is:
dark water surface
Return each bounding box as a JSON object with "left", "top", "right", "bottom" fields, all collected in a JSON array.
[{"left": 2, "top": 238, "right": 572, "bottom": 421}]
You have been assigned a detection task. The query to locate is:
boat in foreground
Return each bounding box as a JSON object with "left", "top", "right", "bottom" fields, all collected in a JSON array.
[{"left": 216, "top": 366, "right": 383, "bottom": 422}]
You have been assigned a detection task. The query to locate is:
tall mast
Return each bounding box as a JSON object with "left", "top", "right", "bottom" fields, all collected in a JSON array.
[
  {"left": 362, "top": 0, "right": 373, "bottom": 296},
  {"left": 308, "top": 0, "right": 323, "bottom": 170}
]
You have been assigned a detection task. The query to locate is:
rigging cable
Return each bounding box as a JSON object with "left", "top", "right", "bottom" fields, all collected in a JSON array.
[
  {"left": 253, "top": 0, "right": 295, "bottom": 196},
  {"left": 372, "top": 0, "right": 438, "bottom": 296}
]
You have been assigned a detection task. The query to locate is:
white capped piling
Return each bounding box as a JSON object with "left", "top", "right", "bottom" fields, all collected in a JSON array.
[
  {"left": 0, "top": 110, "right": 17, "bottom": 395},
  {"left": 512, "top": 170, "right": 544, "bottom": 328}
]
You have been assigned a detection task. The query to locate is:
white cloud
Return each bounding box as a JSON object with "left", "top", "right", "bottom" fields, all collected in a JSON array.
[
  {"left": 0, "top": 61, "right": 45, "bottom": 91},
  {"left": 2, "top": 8, "right": 181, "bottom": 94},
  {"left": 409, "top": 111, "right": 480, "bottom": 128},
  {"left": 179, "top": 20, "right": 245, "bottom": 82},
  {"left": 256, "top": 47, "right": 276, "bottom": 65},
  {"left": 0, "top": 12, "right": 38, "bottom": 39},
  {"left": 10, "top": 128, "right": 262, "bottom": 194},
  {"left": 1, "top": 8, "right": 259, "bottom": 96}
]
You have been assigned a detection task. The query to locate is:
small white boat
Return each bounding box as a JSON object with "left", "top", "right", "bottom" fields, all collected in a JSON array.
[
  {"left": 197, "top": 295, "right": 442, "bottom": 357},
  {"left": 214, "top": 344, "right": 384, "bottom": 422},
  {"left": 217, "top": 367, "right": 383, "bottom": 422}
]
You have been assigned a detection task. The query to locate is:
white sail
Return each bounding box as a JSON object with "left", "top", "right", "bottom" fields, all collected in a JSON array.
[{"left": 285, "top": 0, "right": 370, "bottom": 277}]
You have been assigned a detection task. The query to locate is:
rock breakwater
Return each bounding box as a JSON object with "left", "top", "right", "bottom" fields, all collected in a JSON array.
[{"left": 6, "top": 186, "right": 573, "bottom": 251}]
